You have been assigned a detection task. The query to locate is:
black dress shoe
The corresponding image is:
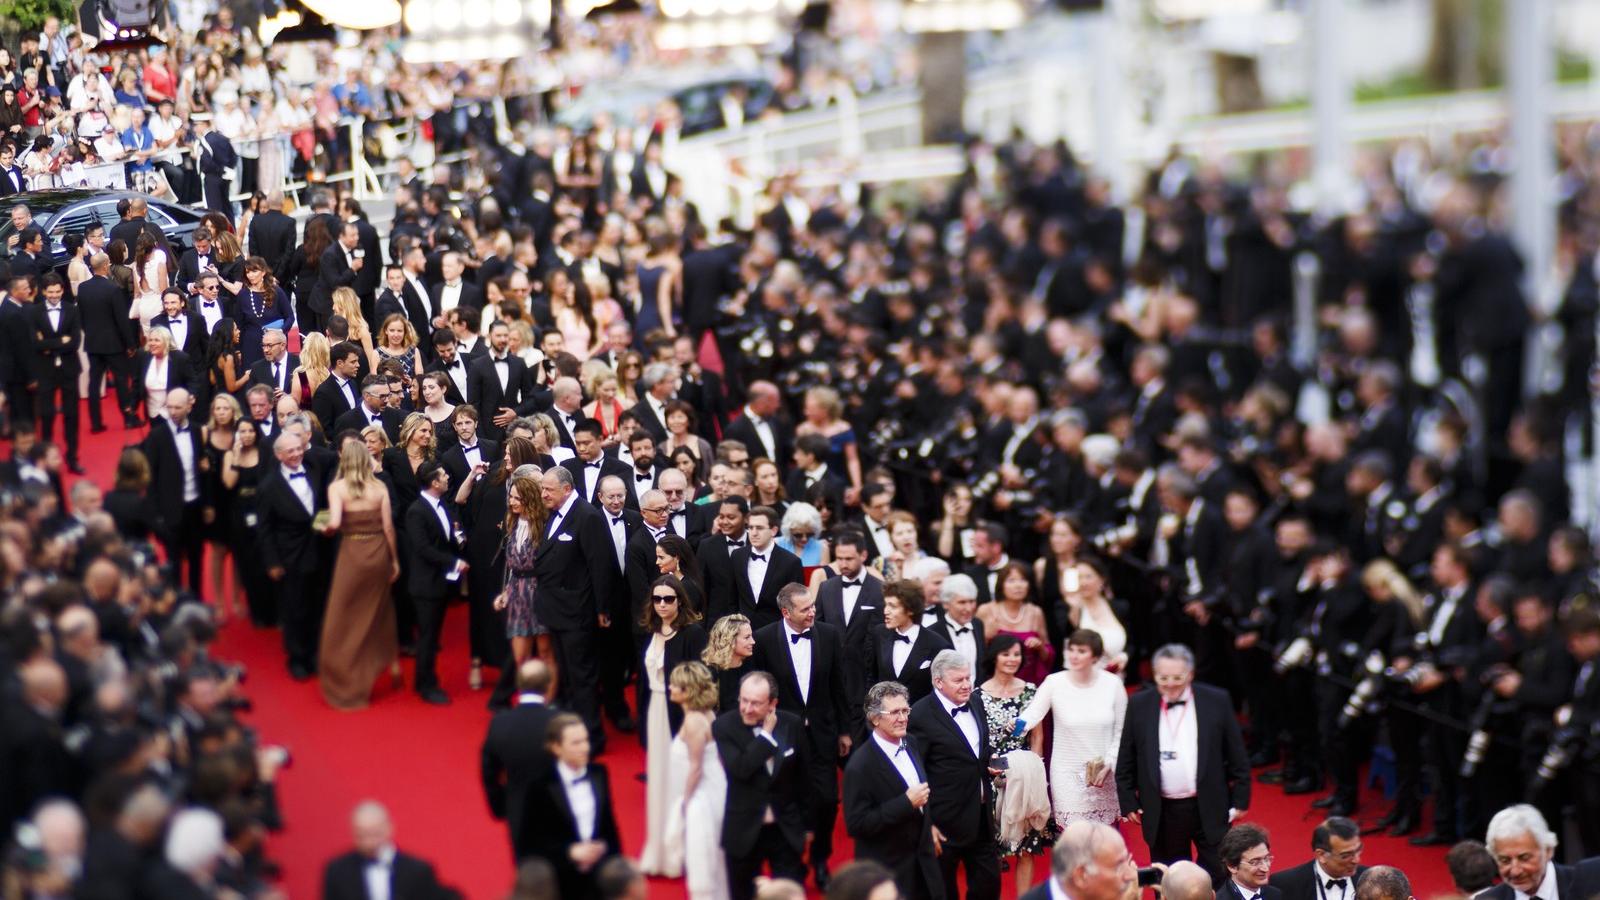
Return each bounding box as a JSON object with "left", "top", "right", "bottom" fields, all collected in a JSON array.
[
  {"left": 90, "top": 424, "right": 108, "bottom": 434},
  {"left": 1328, "top": 803, "right": 1356, "bottom": 817},
  {"left": 1409, "top": 831, "right": 1457, "bottom": 847},
  {"left": 1249, "top": 751, "right": 1278, "bottom": 768},
  {"left": 813, "top": 863, "right": 831, "bottom": 891},
  {"left": 1311, "top": 794, "right": 1337, "bottom": 809},
  {"left": 1281, "top": 777, "right": 1321, "bottom": 795},
  {"left": 1257, "top": 770, "right": 1284, "bottom": 785},
  {"left": 288, "top": 664, "right": 311, "bottom": 681},
  {"left": 67, "top": 462, "right": 86, "bottom": 475},
  {"left": 1375, "top": 807, "right": 1402, "bottom": 828},
  {"left": 611, "top": 715, "right": 638, "bottom": 733},
  {"left": 1387, "top": 815, "right": 1418, "bottom": 837},
  {"left": 419, "top": 688, "right": 451, "bottom": 705}
]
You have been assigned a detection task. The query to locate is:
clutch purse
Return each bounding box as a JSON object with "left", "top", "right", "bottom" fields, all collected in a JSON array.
[
  {"left": 311, "top": 510, "right": 331, "bottom": 533},
  {"left": 1084, "top": 756, "right": 1107, "bottom": 785}
]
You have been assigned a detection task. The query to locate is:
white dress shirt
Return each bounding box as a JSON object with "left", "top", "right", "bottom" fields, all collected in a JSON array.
[
  {"left": 490, "top": 353, "right": 511, "bottom": 391},
  {"left": 363, "top": 845, "right": 396, "bottom": 900},
  {"left": 606, "top": 510, "right": 628, "bottom": 570},
  {"left": 669, "top": 506, "right": 689, "bottom": 538},
  {"left": 873, "top": 732, "right": 921, "bottom": 788},
  {"left": 1313, "top": 862, "right": 1352, "bottom": 900},
  {"left": 891, "top": 624, "right": 919, "bottom": 676},
  {"left": 459, "top": 441, "right": 483, "bottom": 470},
  {"left": 580, "top": 456, "right": 603, "bottom": 498},
  {"left": 1157, "top": 690, "right": 1200, "bottom": 799},
  {"left": 936, "top": 690, "right": 981, "bottom": 755},
  {"left": 839, "top": 574, "right": 864, "bottom": 624},
  {"left": 443, "top": 357, "right": 468, "bottom": 399},
  {"left": 282, "top": 464, "right": 315, "bottom": 514},
  {"left": 171, "top": 420, "right": 199, "bottom": 502},
  {"left": 405, "top": 272, "right": 432, "bottom": 318},
  {"left": 1426, "top": 583, "right": 1466, "bottom": 648},
  {"left": 946, "top": 618, "right": 979, "bottom": 671},
  {"left": 167, "top": 314, "right": 190, "bottom": 351},
  {"left": 332, "top": 374, "right": 356, "bottom": 408},
  {"left": 1516, "top": 862, "right": 1559, "bottom": 900},
  {"left": 423, "top": 492, "right": 452, "bottom": 541},
  {"left": 197, "top": 295, "right": 222, "bottom": 331},
  {"left": 557, "top": 762, "right": 598, "bottom": 841},
  {"left": 783, "top": 621, "right": 813, "bottom": 704},
  {"left": 746, "top": 544, "right": 772, "bottom": 602},
  {"left": 866, "top": 518, "right": 895, "bottom": 559},
  {"left": 548, "top": 492, "right": 578, "bottom": 538},
  {"left": 744, "top": 406, "right": 777, "bottom": 459}
]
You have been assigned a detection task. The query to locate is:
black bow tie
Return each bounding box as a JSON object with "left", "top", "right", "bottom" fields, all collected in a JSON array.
[
  {"left": 750, "top": 553, "right": 766, "bottom": 562},
  {"left": 841, "top": 578, "right": 861, "bottom": 588},
  {"left": 170, "top": 316, "right": 184, "bottom": 324},
  {"left": 289, "top": 471, "right": 306, "bottom": 480},
  {"left": 173, "top": 425, "right": 189, "bottom": 433},
  {"left": 951, "top": 706, "right": 969, "bottom": 717},
  {"left": 671, "top": 509, "right": 687, "bottom": 518},
  {"left": 790, "top": 631, "right": 812, "bottom": 644},
  {"left": 566, "top": 772, "right": 590, "bottom": 785},
  {"left": 586, "top": 460, "right": 602, "bottom": 468},
  {"left": 727, "top": 540, "right": 745, "bottom": 549},
  {"left": 1326, "top": 880, "right": 1347, "bottom": 892},
  {"left": 611, "top": 516, "right": 624, "bottom": 526},
  {"left": 494, "top": 356, "right": 508, "bottom": 365},
  {"left": 636, "top": 472, "right": 653, "bottom": 481},
  {"left": 1165, "top": 699, "right": 1187, "bottom": 708},
  {"left": 461, "top": 443, "right": 477, "bottom": 451},
  {"left": 955, "top": 626, "right": 971, "bottom": 635},
  {"left": 201, "top": 300, "right": 216, "bottom": 308},
  {"left": 894, "top": 634, "right": 911, "bottom": 644},
  {"left": 446, "top": 359, "right": 462, "bottom": 369}
]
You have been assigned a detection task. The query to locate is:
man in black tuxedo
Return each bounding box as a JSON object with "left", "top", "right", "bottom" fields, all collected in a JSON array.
[
  {"left": 908, "top": 650, "right": 999, "bottom": 900},
  {"left": 426, "top": 332, "right": 469, "bottom": 405},
  {"left": 259, "top": 430, "right": 330, "bottom": 680},
  {"left": 522, "top": 714, "right": 623, "bottom": 900},
  {"left": 405, "top": 461, "right": 464, "bottom": 705},
  {"left": 429, "top": 251, "right": 484, "bottom": 317},
  {"left": 1479, "top": 806, "right": 1586, "bottom": 900},
  {"left": 246, "top": 191, "right": 297, "bottom": 274},
  {"left": 481, "top": 659, "right": 557, "bottom": 861},
  {"left": 628, "top": 362, "right": 678, "bottom": 443},
  {"left": 468, "top": 321, "right": 538, "bottom": 442},
  {"left": 843, "top": 680, "right": 944, "bottom": 900},
  {"left": 786, "top": 434, "right": 847, "bottom": 509},
  {"left": 334, "top": 375, "right": 404, "bottom": 444},
  {"left": 723, "top": 379, "right": 791, "bottom": 467},
  {"left": 1267, "top": 817, "right": 1367, "bottom": 900},
  {"left": 533, "top": 467, "right": 618, "bottom": 753},
  {"left": 815, "top": 531, "right": 880, "bottom": 716},
  {"left": 616, "top": 429, "right": 663, "bottom": 504},
  {"left": 594, "top": 474, "right": 641, "bottom": 730},
  {"left": 731, "top": 506, "right": 804, "bottom": 631},
  {"left": 714, "top": 670, "right": 809, "bottom": 900},
  {"left": 699, "top": 497, "right": 749, "bottom": 621},
  {"left": 873, "top": 580, "right": 953, "bottom": 704},
  {"left": 377, "top": 265, "right": 434, "bottom": 354},
  {"left": 624, "top": 488, "right": 670, "bottom": 633},
  {"left": 109, "top": 197, "right": 173, "bottom": 262},
  {"left": 143, "top": 387, "right": 210, "bottom": 594},
  {"left": 964, "top": 523, "right": 1013, "bottom": 607},
  {"left": 175, "top": 227, "right": 217, "bottom": 291},
  {"left": 1017, "top": 823, "right": 1137, "bottom": 900},
  {"left": 246, "top": 327, "right": 298, "bottom": 397},
  {"left": 77, "top": 255, "right": 140, "bottom": 431},
  {"left": 1219, "top": 824, "right": 1285, "bottom": 900},
  {"left": 342, "top": 199, "right": 384, "bottom": 316},
  {"left": 29, "top": 274, "right": 85, "bottom": 472},
  {"left": 931, "top": 575, "right": 986, "bottom": 676},
  {"left": 149, "top": 289, "right": 207, "bottom": 380},
  {"left": 321, "top": 801, "right": 455, "bottom": 900},
  {"left": 0, "top": 274, "right": 37, "bottom": 431},
  {"left": 751, "top": 584, "right": 855, "bottom": 889},
  {"left": 1116, "top": 643, "right": 1251, "bottom": 883},
  {"left": 546, "top": 376, "right": 585, "bottom": 451},
  {"left": 313, "top": 223, "right": 365, "bottom": 328},
  {"left": 440, "top": 405, "right": 496, "bottom": 494},
  {"left": 312, "top": 342, "right": 363, "bottom": 436},
  {"left": 658, "top": 468, "right": 710, "bottom": 544},
  {"left": 562, "top": 419, "right": 634, "bottom": 506},
  {"left": 8, "top": 227, "right": 45, "bottom": 278}
]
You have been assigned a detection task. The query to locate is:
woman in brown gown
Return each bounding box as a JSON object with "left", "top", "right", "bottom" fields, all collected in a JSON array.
[{"left": 318, "top": 439, "right": 402, "bottom": 710}]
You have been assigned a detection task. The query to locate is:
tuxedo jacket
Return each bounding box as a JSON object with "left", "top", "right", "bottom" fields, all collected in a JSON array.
[
  {"left": 785, "top": 466, "right": 847, "bottom": 509},
  {"left": 376, "top": 281, "right": 434, "bottom": 350},
  {"left": 255, "top": 458, "right": 330, "bottom": 575},
  {"left": 533, "top": 497, "right": 621, "bottom": 629},
  {"left": 311, "top": 376, "right": 360, "bottom": 437},
  {"left": 175, "top": 249, "right": 217, "bottom": 289},
  {"left": 247, "top": 209, "right": 297, "bottom": 273},
  {"left": 134, "top": 351, "right": 193, "bottom": 409},
  {"left": 699, "top": 532, "right": 748, "bottom": 622},
  {"left": 247, "top": 353, "right": 300, "bottom": 396},
  {"left": 480, "top": 699, "right": 556, "bottom": 858},
  {"left": 662, "top": 503, "right": 711, "bottom": 547},
  {"left": 729, "top": 544, "right": 805, "bottom": 632},
  {"left": 440, "top": 438, "right": 498, "bottom": 496},
  {"left": 561, "top": 456, "right": 635, "bottom": 508},
  {"left": 141, "top": 417, "right": 210, "bottom": 529},
  {"left": 313, "top": 244, "right": 359, "bottom": 316},
  {"left": 404, "top": 495, "right": 461, "bottom": 599},
  {"left": 333, "top": 406, "right": 403, "bottom": 445},
  {"left": 713, "top": 709, "right": 809, "bottom": 857},
  {"left": 842, "top": 735, "right": 944, "bottom": 900},
  {"left": 467, "top": 354, "right": 538, "bottom": 440},
  {"left": 627, "top": 397, "right": 668, "bottom": 443},
  {"left": 928, "top": 616, "right": 987, "bottom": 678},
  {"left": 752, "top": 620, "right": 855, "bottom": 768},
  {"left": 871, "top": 626, "right": 953, "bottom": 705},
  {"left": 816, "top": 574, "right": 885, "bottom": 701},
  {"left": 28, "top": 301, "right": 83, "bottom": 379},
  {"left": 429, "top": 281, "right": 485, "bottom": 316},
  {"left": 1269, "top": 862, "right": 1368, "bottom": 900},
  {"left": 623, "top": 524, "right": 665, "bottom": 628},
  {"left": 0, "top": 164, "right": 25, "bottom": 195},
  {"left": 519, "top": 763, "right": 623, "bottom": 900},
  {"left": 149, "top": 310, "right": 209, "bottom": 369},
  {"left": 1223, "top": 881, "right": 1285, "bottom": 900},
  {"left": 907, "top": 691, "right": 993, "bottom": 846},
  {"left": 1115, "top": 683, "right": 1251, "bottom": 851},
  {"left": 321, "top": 849, "right": 452, "bottom": 900},
  {"left": 76, "top": 276, "right": 137, "bottom": 355},
  {"left": 722, "top": 411, "right": 792, "bottom": 469}
]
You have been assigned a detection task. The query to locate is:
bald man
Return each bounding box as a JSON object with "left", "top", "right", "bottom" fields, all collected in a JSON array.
[
  {"left": 1164, "top": 862, "right": 1218, "bottom": 900},
  {"left": 143, "top": 387, "right": 211, "bottom": 595},
  {"left": 724, "top": 379, "right": 792, "bottom": 468},
  {"left": 482, "top": 660, "right": 559, "bottom": 860},
  {"left": 1020, "top": 822, "right": 1137, "bottom": 900},
  {"left": 322, "top": 801, "right": 452, "bottom": 900}
]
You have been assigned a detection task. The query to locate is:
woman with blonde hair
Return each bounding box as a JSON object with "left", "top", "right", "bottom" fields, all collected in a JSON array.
[
  {"left": 292, "top": 332, "right": 331, "bottom": 407},
  {"left": 202, "top": 392, "right": 244, "bottom": 622},
  {"left": 583, "top": 367, "right": 626, "bottom": 441},
  {"left": 527, "top": 413, "right": 573, "bottom": 464},
  {"left": 666, "top": 660, "right": 729, "bottom": 900},
  {"left": 332, "top": 286, "right": 374, "bottom": 357},
  {"left": 373, "top": 313, "right": 424, "bottom": 392},
  {"left": 795, "top": 385, "right": 862, "bottom": 503},
  {"left": 317, "top": 439, "right": 401, "bottom": 710},
  {"left": 700, "top": 613, "right": 754, "bottom": 714},
  {"left": 494, "top": 470, "right": 553, "bottom": 686},
  {"left": 1364, "top": 556, "right": 1426, "bottom": 836}
]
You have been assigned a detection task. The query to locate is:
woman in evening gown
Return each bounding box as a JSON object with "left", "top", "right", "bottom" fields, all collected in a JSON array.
[
  {"left": 1015, "top": 628, "right": 1127, "bottom": 827},
  {"left": 666, "top": 660, "right": 730, "bottom": 900},
  {"left": 318, "top": 440, "right": 401, "bottom": 710},
  {"left": 978, "top": 634, "right": 1057, "bottom": 895},
  {"left": 638, "top": 575, "right": 707, "bottom": 877},
  {"left": 977, "top": 561, "right": 1056, "bottom": 685},
  {"left": 493, "top": 468, "right": 551, "bottom": 687}
]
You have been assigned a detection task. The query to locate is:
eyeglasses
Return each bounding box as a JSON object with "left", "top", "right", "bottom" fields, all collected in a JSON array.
[
  {"left": 662, "top": 488, "right": 685, "bottom": 496},
  {"left": 642, "top": 506, "right": 668, "bottom": 514},
  {"left": 652, "top": 595, "right": 678, "bottom": 604},
  {"left": 1241, "top": 856, "right": 1273, "bottom": 869},
  {"left": 1320, "top": 848, "right": 1363, "bottom": 863},
  {"left": 790, "top": 531, "right": 814, "bottom": 539}
]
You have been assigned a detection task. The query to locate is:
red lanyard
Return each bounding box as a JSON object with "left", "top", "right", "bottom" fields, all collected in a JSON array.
[{"left": 1160, "top": 697, "right": 1190, "bottom": 749}]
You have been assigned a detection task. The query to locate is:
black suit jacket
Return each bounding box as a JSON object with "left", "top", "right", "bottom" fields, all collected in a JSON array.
[
  {"left": 730, "top": 543, "right": 805, "bottom": 631},
  {"left": 141, "top": 417, "right": 210, "bottom": 530},
  {"left": 907, "top": 691, "right": 993, "bottom": 846},
  {"left": 430, "top": 281, "right": 485, "bottom": 317},
  {"left": 713, "top": 709, "right": 809, "bottom": 857},
  {"left": 752, "top": 620, "right": 855, "bottom": 785},
  {"left": 562, "top": 456, "right": 635, "bottom": 507},
  {"left": 624, "top": 525, "right": 666, "bottom": 628},
  {"left": 256, "top": 459, "right": 330, "bottom": 575},
  {"left": 639, "top": 623, "right": 708, "bottom": 739},
  {"left": 76, "top": 275, "right": 136, "bottom": 355},
  {"left": 467, "top": 354, "right": 537, "bottom": 440},
  {"left": 480, "top": 699, "right": 556, "bottom": 859},
  {"left": 1223, "top": 881, "right": 1285, "bottom": 900},
  {"left": 247, "top": 353, "right": 300, "bottom": 395},
  {"left": 842, "top": 734, "right": 944, "bottom": 899},
  {"left": 628, "top": 397, "right": 669, "bottom": 443},
  {"left": 321, "top": 848, "right": 452, "bottom": 900},
  {"left": 247, "top": 209, "right": 297, "bottom": 273},
  {"left": 425, "top": 357, "right": 469, "bottom": 406},
  {"left": 699, "top": 532, "right": 748, "bottom": 622},
  {"left": 404, "top": 494, "right": 461, "bottom": 598},
  {"left": 1269, "top": 862, "right": 1369, "bottom": 900},
  {"left": 134, "top": 350, "right": 192, "bottom": 409},
  {"left": 1115, "top": 683, "right": 1251, "bottom": 851},
  {"left": 723, "top": 412, "right": 792, "bottom": 470},
  {"left": 520, "top": 763, "right": 622, "bottom": 900},
  {"left": 334, "top": 405, "right": 403, "bottom": 445},
  {"left": 148, "top": 310, "right": 208, "bottom": 372},
  {"left": 929, "top": 617, "right": 987, "bottom": 678},
  {"left": 440, "top": 438, "right": 497, "bottom": 496},
  {"left": 313, "top": 244, "right": 360, "bottom": 317},
  {"left": 873, "top": 626, "right": 953, "bottom": 705},
  {"left": 816, "top": 574, "right": 884, "bottom": 702},
  {"left": 28, "top": 301, "right": 83, "bottom": 379},
  {"left": 312, "top": 375, "right": 360, "bottom": 436},
  {"left": 533, "top": 497, "right": 620, "bottom": 630}
]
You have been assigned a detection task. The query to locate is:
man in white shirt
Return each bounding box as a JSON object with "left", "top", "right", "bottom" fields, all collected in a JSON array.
[
  {"left": 934, "top": 574, "right": 984, "bottom": 672},
  {"left": 1219, "top": 823, "right": 1280, "bottom": 900},
  {"left": 1019, "top": 821, "right": 1136, "bottom": 900},
  {"left": 907, "top": 650, "right": 1000, "bottom": 900},
  {"left": 534, "top": 714, "right": 621, "bottom": 897},
  {"left": 321, "top": 801, "right": 450, "bottom": 900},
  {"left": 1482, "top": 806, "right": 1568, "bottom": 900},
  {"left": 907, "top": 556, "right": 951, "bottom": 629},
  {"left": 842, "top": 680, "right": 940, "bottom": 899}
]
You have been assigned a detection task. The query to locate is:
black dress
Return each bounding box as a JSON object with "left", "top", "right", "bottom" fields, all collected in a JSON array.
[
  {"left": 104, "top": 488, "right": 157, "bottom": 544},
  {"left": 227, "top": 455, "right": 274, "bottom": 625},
  {"left": 202, "top": 435, "right": 232, "bottom": 547},
  {"left": 713, "top": 657, "right": 751, "bottom": 714}
]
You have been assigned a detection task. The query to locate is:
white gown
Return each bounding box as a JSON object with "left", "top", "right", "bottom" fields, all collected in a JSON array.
[
  {"left": 667, "top": 727, "right": 730, "bottom": 900},
  {"left": 131, "top": 255, "right": 167, "bottom": 332},
  {"left": 1018, "top": 668, "right": 1128, "bottom": 826},
  {"left": 1077, "top": 604, "right": 1129, "bottom": 669}
]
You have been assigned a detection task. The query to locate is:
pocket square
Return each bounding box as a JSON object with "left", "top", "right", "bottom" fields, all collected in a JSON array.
[
  {"left": 919, "top": 660, "right": 931, "bottom": 670},
  {"left": 782, "top": 748, "right": 795, "bottom": 758},
  {"left": 557, "top": 533, "right": 574, "bottom": 542}
]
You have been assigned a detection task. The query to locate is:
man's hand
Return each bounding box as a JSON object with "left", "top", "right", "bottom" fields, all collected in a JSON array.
[
  {"left": 1234, "top": 632, "right": 1260, "bottom": 650},
  {"left": 267, "top": 566, "right": 285, "bottom": 581},
  {"left": 931, "top": 825, "right": 945, "bottom": 857},
  {"left": 569, "top": 841, "right": 606, "bottom": 872},
  {"left": 762, "top": 708, "right": 778, "bottom": 734},
  {"left": 493, "top": 407, "right": 516, "bottom": 427},
  {"left": 837, "top": 734, "right": 852, "bottom": 757},
  {"left": 598, "top": 613, "right": 611, "bottom": 628},
  {"left": 1182, "top": 600, "right": 1211, "bottom": 626},
  {"left": 1123, "top": 809, "right": 1143, "bottom": 825},
  {"left": 1492, "top": 671, "right": 1522, "bottom": 698},
  {"left": 906, "top": 782, "right": 930, "bottom": 808}
]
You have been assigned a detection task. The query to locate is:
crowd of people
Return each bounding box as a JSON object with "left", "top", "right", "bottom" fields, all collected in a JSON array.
[{"left": 2, "top": 5, "right": 1600, "bottom": 900}]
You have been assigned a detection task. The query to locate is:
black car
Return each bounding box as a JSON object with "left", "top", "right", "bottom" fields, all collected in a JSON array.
[{"left": 0, "top": 189, "right": 205, "bottom": 270}]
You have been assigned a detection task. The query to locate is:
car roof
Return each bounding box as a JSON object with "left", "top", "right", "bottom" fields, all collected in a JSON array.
[{"left": 5, "top": 189, "right": 188, "bottom": 215}]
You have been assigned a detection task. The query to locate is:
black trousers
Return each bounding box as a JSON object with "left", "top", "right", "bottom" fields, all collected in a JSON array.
[
  {"left": 1316, "top": 677, "right": 1369, "bottom": 809},
  {"left": 1281, "top": 667, "right": 1321, "bottom": 782},
  {"left": 2, "top": 380, "right": 32, "bottom": 429},
  {"left": 551, "top": 620, "right": 604, "bottom": 751},
  {"left": 1384, "top": 705, "right": 1424, "bottom": 816},
  {"left": 1423, "top": 691, "right": 1466, "bottom": 838},
  {"left": 276, "top": 567, "right": 323, "bottom": 672},
  {"left": 411, "top": 592, "right": 449, "bottom": 692},
  {"left": 805, "top": 753, "right": 840, "bottom": 868},
  {"left": 161, "top": 501, "right": 205, "bottom": 596},
  {"left": 87, "top": 352, "right": 137, "bottom": 426},
  {"left": 200, "top": 171, "right": 233, "bottom": 221},
  {"left": 1151, "top": 797, "right": 1222, "bottom": 884},
  {"left": 598, "top": 619, "right": 633, "bottom": 723},
  {"left": 727, "top": 823, "right": 804, "bottom": 900},
  {"left": 938, "top": 834, "right": 1001, "bottom": 900},
  {"left": 35, "top": 371, "right": 79, "bottom": 462}
]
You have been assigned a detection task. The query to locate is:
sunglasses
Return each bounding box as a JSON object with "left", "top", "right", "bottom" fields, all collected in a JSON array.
[{"left": 651, "top": 594, "right": 678, "bottom": 604}]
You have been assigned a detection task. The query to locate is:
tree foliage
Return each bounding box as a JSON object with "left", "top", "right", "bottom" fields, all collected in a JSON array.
[{"left": 0, "top": 0, "right": 73, "bottom": 34}]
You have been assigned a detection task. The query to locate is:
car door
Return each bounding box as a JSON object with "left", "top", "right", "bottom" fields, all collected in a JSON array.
[{"left": 46, "top": 199, "right": 121, "bottom": 262}]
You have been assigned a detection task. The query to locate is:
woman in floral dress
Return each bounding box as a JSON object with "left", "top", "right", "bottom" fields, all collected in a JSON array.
[
  {"left": 978, "top": 634, "right": 1057, "bottom": 895},
  {"left": 493, "top": 469, "right": 552, "bottom": 694}
]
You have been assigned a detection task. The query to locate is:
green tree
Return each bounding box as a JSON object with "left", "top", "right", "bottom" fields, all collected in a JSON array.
[{"left": 0, "top": 0, "right": 74, "bottom": 35}]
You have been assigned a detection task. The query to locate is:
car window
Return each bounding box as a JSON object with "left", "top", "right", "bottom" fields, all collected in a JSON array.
[
  {"left": 148, "top": 206, "right": 178, "bottom": 227},
  {"left": 47, "top": 201, "right": 119, "bottom": 249}
]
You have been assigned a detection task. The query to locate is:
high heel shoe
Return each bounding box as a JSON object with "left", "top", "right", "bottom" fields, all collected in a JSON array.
[
  {"left": 390, "top": 662, "right": 404, "bottom": 690},
  {"left": 469, "top": 662, "right": 483, "bottom": 691}
]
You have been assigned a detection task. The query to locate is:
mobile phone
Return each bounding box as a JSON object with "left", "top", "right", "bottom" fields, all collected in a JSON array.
[
  {"left": 991, "top": 757, "right": 1009, "bottom": 771},
  {"left": 1137, "top": 867, "right": 1164, "bottom": 888},
  {"left": 1063, "top": 568, "right": 1080, "bottom": 593}
]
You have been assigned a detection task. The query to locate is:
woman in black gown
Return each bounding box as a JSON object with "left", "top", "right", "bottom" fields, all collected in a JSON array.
[{"left": 219, "top": 419, "right": 272, "bottom": 626}]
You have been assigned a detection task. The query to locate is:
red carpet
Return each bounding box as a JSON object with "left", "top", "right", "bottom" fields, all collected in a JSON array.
[{"left": 57, "top": 399, "right": 1460, "bottom": 900}]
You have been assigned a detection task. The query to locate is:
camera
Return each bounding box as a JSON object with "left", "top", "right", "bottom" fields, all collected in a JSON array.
[
  {"left": 1385, "top": 661, "right": 1436, "bottom": 688},
  {"left": 1458, "top": 693, "right": 1498, "bottom": 779},
  {"left": 1337, "top": 652, "right": 1388, "bottom": 727},
  {"left": 1137, "top": 867, "right": 1164, "bottom": 888},
  {"left": 1091, "top": 521, "right": 1140, "bottom": 553},
  {"left": 1273, "top": 636, "right": 1314, "bottom": 675},
  {"left": 1530, "top": 705, "right": 1579, "bottom": 790}
]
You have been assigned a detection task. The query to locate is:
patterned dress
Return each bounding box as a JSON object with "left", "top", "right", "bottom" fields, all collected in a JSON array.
[
  {"left": 979, "top": 684, "right": 1059, "bottom": 855},
  {"left": 502, "top": 521, "right": 545, "bottom": 637}
]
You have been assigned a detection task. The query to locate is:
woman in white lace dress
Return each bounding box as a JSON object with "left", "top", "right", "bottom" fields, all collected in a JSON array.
[
  {"left": 1014, "top": 628, "right": 1127, "bottom": 826},
  {"left": 666, "top": 661, "right": 730, "bottom": 900},
  {"left": 129, "top": 232, "right": 168, "bottom": 332}
]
